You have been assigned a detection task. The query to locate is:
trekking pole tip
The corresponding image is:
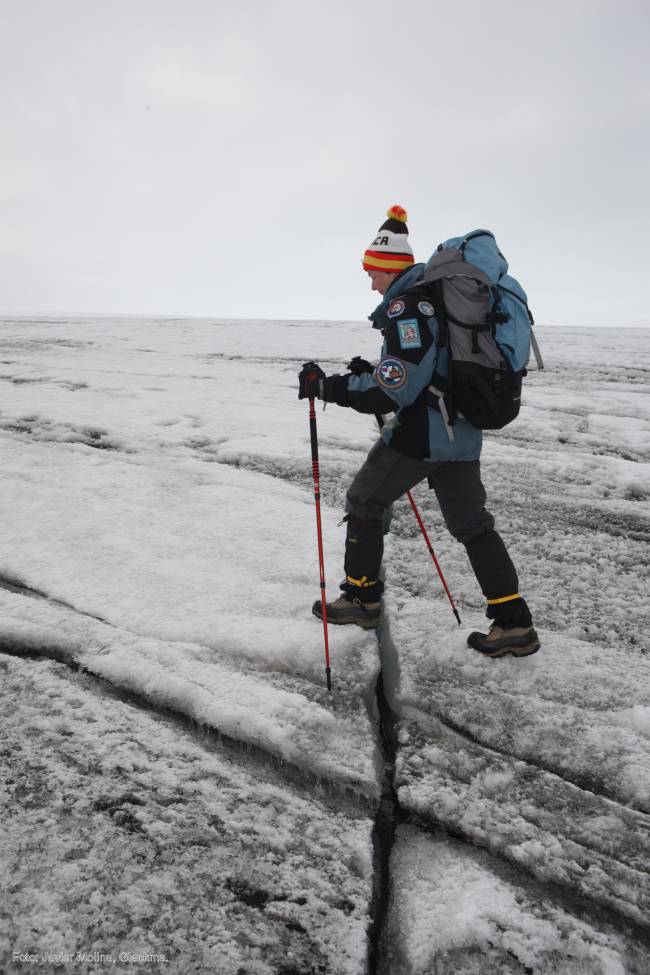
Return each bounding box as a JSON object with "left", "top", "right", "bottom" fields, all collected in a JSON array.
[
  {"left": 453, "top": 608, "right": 462, "bottom": 626},
  {"left": 326, "top": 667, "right": 332, "bottom": 692}
]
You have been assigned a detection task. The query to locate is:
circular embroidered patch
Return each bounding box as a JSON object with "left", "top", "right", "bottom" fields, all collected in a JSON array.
[
  {"left": 387, "top": 299, "right": 406, "bottom": 318},
  {"left": 375, "top": 357, "right": 408, "bottom": 390},
  {"left": 418, "top": 301, "right": 435, "bottom": 317}
]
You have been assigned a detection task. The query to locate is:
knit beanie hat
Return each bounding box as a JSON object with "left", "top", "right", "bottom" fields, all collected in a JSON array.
[{"left": 362, "top": 205, "right": 414, "bottom": 273}]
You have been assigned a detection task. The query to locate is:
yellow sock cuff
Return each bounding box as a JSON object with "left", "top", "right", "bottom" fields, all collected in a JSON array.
[
  {"left": 346, "top": 575, "right": 379, "bottom": 589},
  {"left": 486, "top": 593, "right": 521, "bottom": 605}
]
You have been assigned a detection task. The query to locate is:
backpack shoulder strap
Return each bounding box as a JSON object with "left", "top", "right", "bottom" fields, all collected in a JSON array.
[
  {"left": 528, "top": 310, "right": 545, "bottom": 370},
  {"left": 430, "top": 279, "right": 448, "bottom": 350}
]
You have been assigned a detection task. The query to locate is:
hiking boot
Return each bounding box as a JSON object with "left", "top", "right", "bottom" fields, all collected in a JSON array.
[
  {"left": 312, "top": 595, "right": 381, "bottom": 630},
  {"left": 468, "top": 623, "right": 540, "bottom": 658}
]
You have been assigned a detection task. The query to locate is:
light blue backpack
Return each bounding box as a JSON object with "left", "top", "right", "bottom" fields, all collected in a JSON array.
[{"left": 418, "top": 230, "right": 544, "bottom": 439}]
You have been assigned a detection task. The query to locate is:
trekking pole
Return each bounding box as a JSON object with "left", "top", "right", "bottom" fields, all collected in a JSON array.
[
  {"left": 404, "top": 490, "right": 462, "bottom": 626},
  {"left": 308, "top": 394, "right": 332, "bottom": 691},
  {"left": 375, "top": 414, "right": 461, "bottom": 626}
]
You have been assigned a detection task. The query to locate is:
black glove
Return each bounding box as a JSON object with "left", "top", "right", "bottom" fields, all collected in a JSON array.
[
  {"left": 298, "top": 361, "right": 326, "bottom": 400},
  {"left": 346, "top": 356, "right": 375, "bottom": 376}
]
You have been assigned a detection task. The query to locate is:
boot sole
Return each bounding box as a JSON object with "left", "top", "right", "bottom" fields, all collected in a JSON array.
[
  {"left": 477, "top": 638, "right": 541, "bottom": 658},
  {"left": 312, "top": 608, "right": 380, "bottom": 630}
]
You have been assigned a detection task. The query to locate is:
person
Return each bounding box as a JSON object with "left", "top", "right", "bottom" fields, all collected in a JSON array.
[{"left": 298, "top": 206, "right": 539, "bottom": 658}]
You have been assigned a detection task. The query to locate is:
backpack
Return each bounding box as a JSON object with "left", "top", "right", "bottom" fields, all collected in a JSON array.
[{"left": 415, "top": 229, "right": 543, "bottom": 442}]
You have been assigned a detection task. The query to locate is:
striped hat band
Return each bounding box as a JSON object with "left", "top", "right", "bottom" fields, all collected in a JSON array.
[{"left": 362, "top": 249, "right": 415, "bottom": 273}]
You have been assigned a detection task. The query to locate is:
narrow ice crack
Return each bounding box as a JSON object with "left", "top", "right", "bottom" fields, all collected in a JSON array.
[
  {"left": 371, "top": 631, "right": 650, "bottom": 968},
  {"left": 4, "top": 443, "right": 649, "bottom": 970},
  {"left": 0, "top": 572, "right": 114, "bottom": 627},
  {"left": 418, "top": 704, "right": 650, "bottom": 816},
  {"left": 0, "top": 636, "right": 372, "bottom": 819},
  {"left": 367, "top": 665, "right": 402, "bottom": 975},
  {"left": 0, "top": 592, "right": 402, "bottom": 973}
]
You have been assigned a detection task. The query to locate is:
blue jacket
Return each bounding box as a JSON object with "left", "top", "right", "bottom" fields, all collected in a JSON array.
[{"left": 330, "top": 264, "right": 482, "bottom": 462}]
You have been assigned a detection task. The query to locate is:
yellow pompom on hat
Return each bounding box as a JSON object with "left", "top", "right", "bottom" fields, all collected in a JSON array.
[{"left": 363, "top": 205, "right": 414, "bottom": 273}]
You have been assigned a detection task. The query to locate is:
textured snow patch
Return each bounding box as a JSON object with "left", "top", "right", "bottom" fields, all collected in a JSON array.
[
  {"left": 613, "top": 704, "right": 650, "bottom": 737},
  {"left": 395, "top": 708, "right": 650, "bottom": 925},
  {"left": 0, "top": 585, "right": 380, "bottom": 798},
  {"left": 385, "top": 594, "right": 650, "bottom": 813},
  {"left": 381, "top": 826, "right": 642, "bottom": 975},
  {"left": 0, "top": 654, "right": 373, "bottom": 975}
]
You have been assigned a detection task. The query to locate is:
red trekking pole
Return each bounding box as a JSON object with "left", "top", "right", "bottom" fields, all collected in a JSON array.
[
  {"left": 375, "top": 413, "right": 461, "bottom": 626},
  {"left": 308, "top": 391, "right": 332, "bottom": 691},
  {"left": 405, "top": 489, "right": 461, "bottom": 626}
]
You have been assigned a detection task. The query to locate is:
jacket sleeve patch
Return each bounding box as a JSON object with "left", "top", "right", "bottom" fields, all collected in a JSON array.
[
  {"left": 397, "top": 318, "right": 422, "bottom": 350},
  {"left": 387, "top": 299, "right": 406, "bottom": 318},
  {"left": 375, "top": 357, "right": 408, "bottom": 390}
]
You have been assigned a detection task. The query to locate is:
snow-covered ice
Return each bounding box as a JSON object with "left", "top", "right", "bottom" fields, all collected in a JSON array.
[
  {"left": 1, "top": 316, "right": 649, "bottom": 972},
  {"left": 381, "top": 826, "right": 646, "bottom": 974},
  {"left": 0, "top": 318, "right": 384, "bottom": 800},
  {"left": 1, "top": 653, "right": 373, "bottom": 975}
]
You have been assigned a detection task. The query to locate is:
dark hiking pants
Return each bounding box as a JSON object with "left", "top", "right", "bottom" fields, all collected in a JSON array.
[{"left": 342, "top": 439, "right": 531, "bottom": 626}]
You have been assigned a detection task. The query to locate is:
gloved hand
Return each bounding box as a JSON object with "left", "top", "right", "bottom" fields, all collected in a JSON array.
[
  {"left": 346, "top": 356, "right": 374, "bottom": 376},
  {"left": 298, "top": 361, "right": 326, "bottom": 400}
]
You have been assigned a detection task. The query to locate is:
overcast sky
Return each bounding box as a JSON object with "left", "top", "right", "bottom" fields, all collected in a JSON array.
[{"left": 2, "top": 0, "right": 649, "bottom": 325}]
